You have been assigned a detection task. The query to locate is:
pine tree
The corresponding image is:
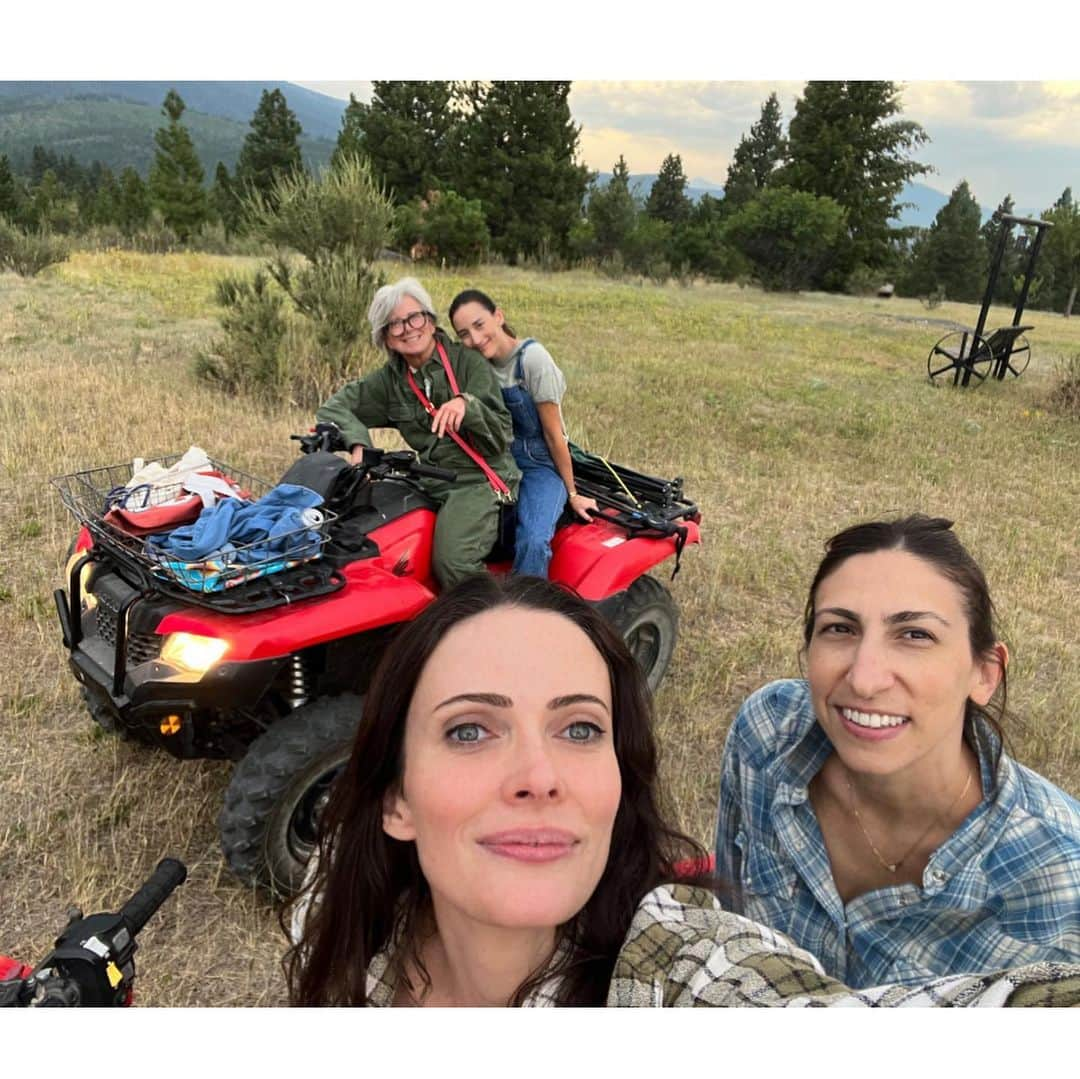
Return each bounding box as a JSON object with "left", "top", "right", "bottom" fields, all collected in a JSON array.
[
  {"left": 645, "top": 153, "right": 691, "bottom": 225},
  {"left": 781, "top": 81, "right": 930, "bottom": 286},
  {"left": 86, "top": 166, "right": 119, "bottom": 228},
  {"left": 330, "top": 93, "right": 367, "bottom": 172},
  {"left": 454, "top": 81, "right": 592, "bottom": 261},
  {"left": 0, "top": 155, "right": 17, "bottom": 220},
  {"left": 588, "top": 155, "right": 638, "bottom": 258},
  {"left": 1043, "top": 189, "right": 1080, "bottom": 317},
  {"left": 29, "top": 145, "right": 57, "bottom": 186},
  {"left": 236, "top": 89, "right": 304, "bottom": 206},
  {"left": 334, "top": 82, "right": 454, "bottom": 205},
  {"left": 116, "top": 167, "right": 151, "bottom": 235},
  {"left": 148, "top": 89, "right": 209, "bottom": 241},
  {"left": 723, "top": 92, "right": 786, "bottom": 213},
  {"left": 210, "top": 162, "right": 243, "bottom": 239},
  {"left": 901, "top": 180, "right": 985, "bottom": 302},
  {"left": 30, "top": 169, "right": 63, "bottom": 230}
]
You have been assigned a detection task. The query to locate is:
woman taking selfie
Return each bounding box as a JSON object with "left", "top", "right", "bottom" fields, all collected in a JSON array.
[
  {"left": 286, "top": 574, "right": 1080, "bottom": 1006},
  {"left": 716, "top": 515, "right": 1080, "bottom": 988},
  {"left": 449, "top": 290, "right": 597, "bottom": 578}
]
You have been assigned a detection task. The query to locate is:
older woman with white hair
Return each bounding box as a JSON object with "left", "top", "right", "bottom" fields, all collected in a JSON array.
[{"left": 316, "top": 277, "right": 519, "bottom": 589}]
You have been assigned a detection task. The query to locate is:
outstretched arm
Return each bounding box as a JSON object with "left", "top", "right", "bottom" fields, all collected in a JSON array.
[
  {"left": 536, "top": 402, "right": 597, "bottom": 521},
  {"left": 316, "top": 370, "right": 392, "bottom": 461}
]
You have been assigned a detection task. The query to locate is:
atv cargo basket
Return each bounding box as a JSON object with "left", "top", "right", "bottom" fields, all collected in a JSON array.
[{"left": 51, "top": 454, "right": 342, "bottom": 610}]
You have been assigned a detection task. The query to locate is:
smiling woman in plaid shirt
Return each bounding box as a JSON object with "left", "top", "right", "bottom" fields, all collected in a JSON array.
[
  {"left": 716, "top": 515, "right": 1080, "bottom": 989},
  {"left": 284, "top": 572, "right": 1080, "bottom": 1006}
]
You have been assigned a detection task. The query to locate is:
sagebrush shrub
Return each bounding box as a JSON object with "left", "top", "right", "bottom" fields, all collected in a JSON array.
[
  {"left": 1047, "top": 354, "right": 1080, "bottom": 418},
  {"left": 195, "top": 272, "right": 288, "bottom": 400},
  {"left": 0, "top": 219, "right": 70, "bottom": 277},
  {"left": 199, "top": 155, "right": 392, "bottom": 406}
]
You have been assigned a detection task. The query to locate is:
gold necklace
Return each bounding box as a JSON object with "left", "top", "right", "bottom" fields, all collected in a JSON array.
[{"left": 844, "top": 767, "right": 974, "bottom": 874}]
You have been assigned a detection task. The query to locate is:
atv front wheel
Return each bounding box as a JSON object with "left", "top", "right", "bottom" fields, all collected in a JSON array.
[
  {"left": 80, "top": 685, "right": 123, "bottom": 735},
  {"left": 219, "top": 695, "right": 362, "bottom": 897},
  {"left": 605, "top": 575, "right": 678, "bottom": 693}
]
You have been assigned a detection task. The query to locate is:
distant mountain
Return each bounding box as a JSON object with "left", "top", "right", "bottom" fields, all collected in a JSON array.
[
  {"left": 0, "top": 81, "right": 344, "bottom": 177},
  {"left": 593, "top": 171, "right": 726, "bottom": 206},
  {"left": 591, "top": 172, "right": 1031, "bottom": 230},
  {"left": 0, "top": 81, "right": 346, "bottom": 138}
]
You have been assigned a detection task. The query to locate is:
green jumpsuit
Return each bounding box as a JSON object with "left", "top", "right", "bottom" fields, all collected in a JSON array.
[{"left": 316, "top": 330, "right": 520, "bottom": 589}]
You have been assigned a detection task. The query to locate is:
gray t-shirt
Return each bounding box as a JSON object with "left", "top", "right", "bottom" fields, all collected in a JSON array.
[{"left": 490, "top": 338, "right": 567, "bottom": 437}]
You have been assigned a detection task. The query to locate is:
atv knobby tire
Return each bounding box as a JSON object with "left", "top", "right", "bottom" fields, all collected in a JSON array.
[
  {"left": 605, "top": 575, "right": 678, "bottom": 693},
  {"left": 81, "top": 685, "right": 124, "bottom": 735},
  {"left": 219, "top": 695, "right": 362, "bottom": 897}
]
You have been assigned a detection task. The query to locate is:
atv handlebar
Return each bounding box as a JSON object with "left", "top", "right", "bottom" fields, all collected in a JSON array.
[
  {"left": 292, "top": 425, "right": 457, "bottom": 484},
  {"left": 119, "top": 858, "right": 188, "bottom": 935},
  {"left": 364, "top": 448, "right": 456, "bottom": 483},
  {"left": 0, "top": 857, "right": 187, "bottom": 1007},
  {"left": 291, "top": 422, "right": 348, "bottom": 455}
]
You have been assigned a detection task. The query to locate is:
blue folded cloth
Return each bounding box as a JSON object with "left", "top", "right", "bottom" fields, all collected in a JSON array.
[{"left": 148, "top": 483, "right": 325, "bottom": 565}]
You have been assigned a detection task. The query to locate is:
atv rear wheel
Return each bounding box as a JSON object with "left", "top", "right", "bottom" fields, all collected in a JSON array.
[
  {"left": 219, "top": 695, "right": 362, "bottom": 897},
  {"left": 605, "top": 575, "right": 678, "bottom": 693}
]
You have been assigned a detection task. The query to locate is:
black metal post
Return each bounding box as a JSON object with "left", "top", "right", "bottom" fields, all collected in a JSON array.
[
  {"left": 1012, "top": 220, "right": 1051, "bottom": 327},
  {"left": 974, "top": 217, "right": 1012, "bottom": 346}
]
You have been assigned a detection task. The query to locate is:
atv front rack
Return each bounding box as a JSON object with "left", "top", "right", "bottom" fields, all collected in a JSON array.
[{"left": 51, "top": 455, "right": 345, "bottom": 613}]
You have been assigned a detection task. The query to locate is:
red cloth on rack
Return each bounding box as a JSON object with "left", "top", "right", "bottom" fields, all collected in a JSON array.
[{"left": 104, "top": 471, "right": 248, "bottom": 537}]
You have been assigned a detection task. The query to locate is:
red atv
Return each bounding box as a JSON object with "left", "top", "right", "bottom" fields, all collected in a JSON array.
[{"left": 52, "top": 426, "right": 701, "bottom": 896}]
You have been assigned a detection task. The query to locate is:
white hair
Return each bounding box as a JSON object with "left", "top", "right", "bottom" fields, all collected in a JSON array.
[{"left": 367, "top": 277, "right": 437, "bottom": 349}]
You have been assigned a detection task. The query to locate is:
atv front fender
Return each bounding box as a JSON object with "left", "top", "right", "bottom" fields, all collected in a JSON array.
[{"left": 154, "top": 563, "right": 436, "bottom": 661}]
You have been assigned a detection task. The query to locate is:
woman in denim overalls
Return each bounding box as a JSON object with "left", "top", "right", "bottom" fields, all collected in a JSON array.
[{"left": 450, "top": 290, "right": 597, "bottom": 577}]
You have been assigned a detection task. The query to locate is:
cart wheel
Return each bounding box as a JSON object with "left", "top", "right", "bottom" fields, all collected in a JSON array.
[
  {"left": 998, "top": 333, "right": 1031, "bottom": 378},
  {"left": 927, "top": 331, "right": 994, "bottom": 387}
]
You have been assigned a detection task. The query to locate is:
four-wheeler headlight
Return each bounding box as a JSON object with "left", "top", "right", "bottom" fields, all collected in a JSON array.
[{"left": 160, "top": 633, "right": 229, "bottom": 673}]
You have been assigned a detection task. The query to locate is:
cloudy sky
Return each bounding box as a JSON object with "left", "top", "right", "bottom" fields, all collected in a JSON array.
[
  {"left": 296, "top": 80, "right": 1080, "bottom": 214},
  {"left": 21, "top": 2, "right": 1080, "bottom": 213}
]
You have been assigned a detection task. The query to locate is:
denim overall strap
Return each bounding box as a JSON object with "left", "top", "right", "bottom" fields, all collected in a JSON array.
[
  {"left": 498, "top": 338, "right": 567, "bottom": 577},
  {"left": 501, "top": 339, "right": 544, "bottom": 442}
]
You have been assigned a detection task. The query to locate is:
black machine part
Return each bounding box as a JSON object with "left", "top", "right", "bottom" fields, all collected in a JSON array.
[
  {"left": 0, "top": 858, "right": 187, "bottom": 1007},
  {"left": 974, "top": 213, "right": 1052, "bottom": 347}
]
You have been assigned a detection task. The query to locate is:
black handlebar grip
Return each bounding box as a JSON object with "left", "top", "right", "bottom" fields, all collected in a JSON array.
[
  {"left": 410, "top": 463, "right": 457, "bottom": 482},
  {"left": 119, "top": 858, "right": 187, "bottom": 935}
]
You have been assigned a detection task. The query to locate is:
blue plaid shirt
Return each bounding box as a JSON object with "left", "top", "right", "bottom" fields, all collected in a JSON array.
[{"left": 715, "top": 679, "right": 1080, "bottom": 988}]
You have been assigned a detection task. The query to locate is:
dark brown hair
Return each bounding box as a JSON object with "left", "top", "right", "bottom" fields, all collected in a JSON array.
[
  {"left": 448, "top": 288, "right": 517, "bottom": 339},
  {"left": 802, "top": 514, "right": 1009, "bottom": 754},
  {"left": 284, "top": 574, "right": 707, "bottom": 1006}
]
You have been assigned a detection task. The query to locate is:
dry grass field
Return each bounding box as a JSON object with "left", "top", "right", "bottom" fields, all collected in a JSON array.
[{"left": 1, "top": 251, "right": 1078, "bottom": 1005}]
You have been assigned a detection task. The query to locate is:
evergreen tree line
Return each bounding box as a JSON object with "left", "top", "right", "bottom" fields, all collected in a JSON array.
[
  {"left": 351, "top": 82, "right": 933, "bottom": 287},
  {"left": 560, "top": 83, "right": 1076, "bottom": 314},
  {"left": 0, "top": 87, "right": 308, "bottom": 246},
  {"left": 2, "top": 80, "right": 1078, "bottom": 315},
  {"left": 900, "top": 183, "right": 1080, "bottom": 317}
]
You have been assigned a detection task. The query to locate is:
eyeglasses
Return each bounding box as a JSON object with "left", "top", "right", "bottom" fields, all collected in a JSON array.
[{"left": 384, "top": 310, "right": 432, "bottom": 337}]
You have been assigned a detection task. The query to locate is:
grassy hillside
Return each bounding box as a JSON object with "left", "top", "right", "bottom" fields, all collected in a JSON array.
[
  {"left": 0, "top": 93, "right": 336, "bottom": 178},
  {"left": 0, "top": 81, "right": 347, "bottom": 140},
  {"left": 1, "top": 254, "right": 1078, "bottom": 1005}
]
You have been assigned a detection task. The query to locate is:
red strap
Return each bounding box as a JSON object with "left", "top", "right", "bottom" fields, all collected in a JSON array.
[{"left": 405, "top": 342, "right": 513, "bottom": 500}]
